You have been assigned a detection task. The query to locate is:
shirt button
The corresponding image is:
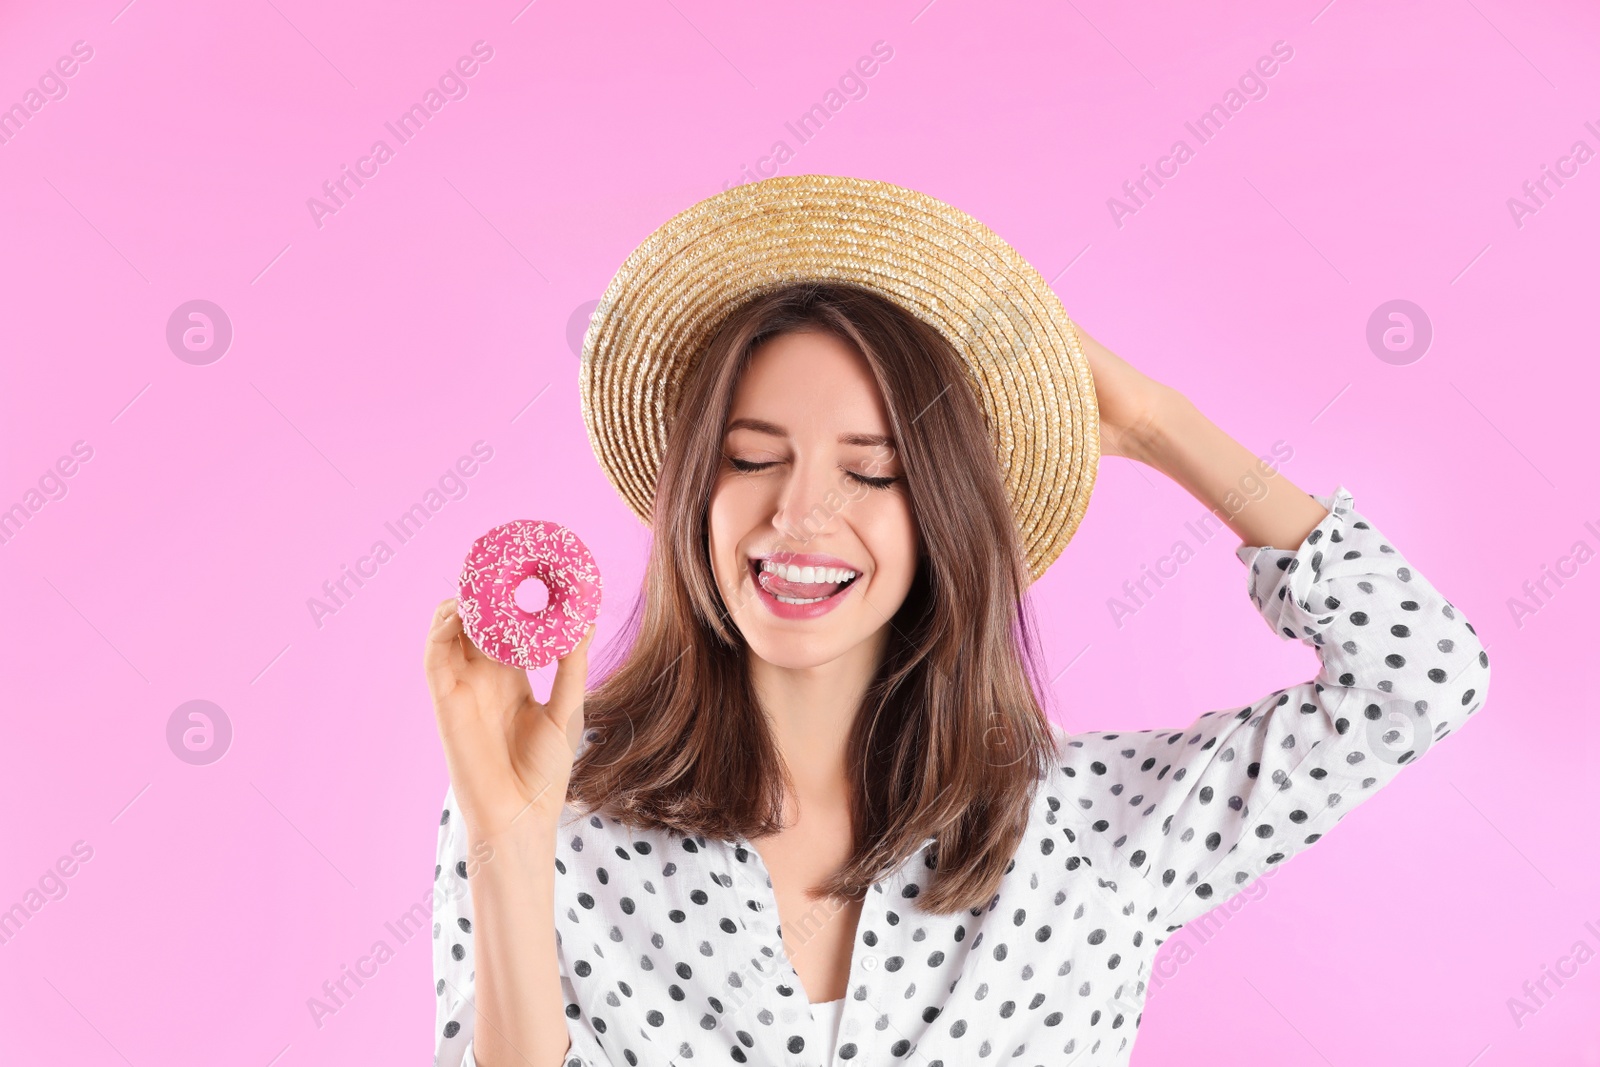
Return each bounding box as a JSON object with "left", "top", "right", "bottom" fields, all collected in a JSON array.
[{"left": 861, "top": 954, "right": 879, "bottom": 971}]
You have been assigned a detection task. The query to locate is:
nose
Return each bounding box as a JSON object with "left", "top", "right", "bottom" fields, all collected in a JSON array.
[{"left": 772, "top": 451, "right": 842, "bottom": 545}]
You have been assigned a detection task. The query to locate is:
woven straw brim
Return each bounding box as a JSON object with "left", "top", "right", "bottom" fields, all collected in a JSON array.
[{"left": 578, "top": 173, "right": 1098, "bottom": 585}]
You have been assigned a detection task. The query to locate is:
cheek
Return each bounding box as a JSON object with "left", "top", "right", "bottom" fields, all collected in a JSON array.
[
  {"left": 707, "top": 481, "right": 755, "bottom": 585},
  {"left": 706, "top": 487, "right": 733, "bottom": 573},
  {"left": 860, "top": 494, "right": 919, "bottom": 583}
]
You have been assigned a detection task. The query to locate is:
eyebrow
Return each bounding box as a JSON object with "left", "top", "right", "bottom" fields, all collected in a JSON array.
[{"left": 723, "top": 417, "right": 894, "bottom": 449}]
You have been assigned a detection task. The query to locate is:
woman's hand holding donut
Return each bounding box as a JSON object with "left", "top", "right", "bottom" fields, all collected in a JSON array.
[
  {"left": 425, "top": 596, "right": 593, "bottom": 842},
  {"left": 426, "top": 596, "right": 593, "bottom": 1067}
]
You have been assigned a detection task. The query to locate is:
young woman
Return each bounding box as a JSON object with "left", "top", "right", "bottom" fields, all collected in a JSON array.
[{"left": 427, "top": 182, "right": 1490, "bottom": 1067}]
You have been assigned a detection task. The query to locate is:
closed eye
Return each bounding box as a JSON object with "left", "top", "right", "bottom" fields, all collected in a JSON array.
[
  {"left": 726, "top": 456, "right": 901, "bottom": 490},
  {"left": 846, "top": 470, "right": 900, "bottom": 490}
]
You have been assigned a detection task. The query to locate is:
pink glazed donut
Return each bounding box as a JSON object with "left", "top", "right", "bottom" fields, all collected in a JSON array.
[{"left": 457, "top": 519, "right": 602, "bottom": 670}]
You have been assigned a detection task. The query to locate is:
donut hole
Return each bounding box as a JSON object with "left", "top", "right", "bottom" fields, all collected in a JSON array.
[{"left": 513, "top": 576, "right": 551, "bottom": 613}]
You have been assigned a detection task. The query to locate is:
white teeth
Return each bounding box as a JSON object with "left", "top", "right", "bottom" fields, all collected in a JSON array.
[{"left": 757, "top": 559, "right": 859, "bottom": 584}]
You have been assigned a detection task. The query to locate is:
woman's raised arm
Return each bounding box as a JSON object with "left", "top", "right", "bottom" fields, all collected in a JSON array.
[
  {"left": 1054, "top": 328, "right": 1491, "bottom": 933},
  {"left": 425, "top": 599, "right": 607, "bottom": 1067},
  {"left": 1074, "top": 321, "right": 1330, "bottom": 551}
]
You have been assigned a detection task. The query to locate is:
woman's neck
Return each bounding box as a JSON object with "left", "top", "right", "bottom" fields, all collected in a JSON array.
[{"left": 748, "top": 628, "right": 887, "bottom": 812}]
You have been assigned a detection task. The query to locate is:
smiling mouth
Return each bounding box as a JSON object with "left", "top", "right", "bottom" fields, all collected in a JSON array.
[{"left": 749, "top": 558, "right": 860, "bottom": 605}]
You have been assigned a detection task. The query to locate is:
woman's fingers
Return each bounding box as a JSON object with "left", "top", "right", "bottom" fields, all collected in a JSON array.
[
  {"left": 453, "top": 607, "right": 490, "bottom": 666},
  {"left": 428, "top": 596, "right": 460, "bottom": 634},
  {"left": 543, "top": 626, "right": 595, "bottom": 733},
  {"left": 424, "top": 598, "right": 466, "bottom": 697}
]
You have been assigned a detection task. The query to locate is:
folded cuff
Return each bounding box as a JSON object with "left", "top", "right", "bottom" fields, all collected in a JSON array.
[{"left": 1236, "top": 483, "right": 1358, "bottom": 642}]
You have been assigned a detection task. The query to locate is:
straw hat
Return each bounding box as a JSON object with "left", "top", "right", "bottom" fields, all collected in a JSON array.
[{"left": 577, "top": 173, "right": 1099, "bottom": 584}]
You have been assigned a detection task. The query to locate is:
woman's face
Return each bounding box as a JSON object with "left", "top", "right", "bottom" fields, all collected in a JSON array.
[{"left": 708, "top": 328, "right": 920, "bottom": 671}]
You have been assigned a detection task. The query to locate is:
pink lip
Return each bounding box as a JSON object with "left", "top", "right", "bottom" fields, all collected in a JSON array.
[{"left": 747, "top": 552, "right": 862, "bottom": 620}]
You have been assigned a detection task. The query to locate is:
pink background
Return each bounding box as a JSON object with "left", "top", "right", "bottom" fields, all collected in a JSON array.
[{"left": 1, "top": 0, "right": 1595, "bottom": 1063}]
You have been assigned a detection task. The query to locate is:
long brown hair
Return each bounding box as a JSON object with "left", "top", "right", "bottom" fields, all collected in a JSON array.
[{"left": 568, "top": 281, "right": 1059, "bottom": 915}]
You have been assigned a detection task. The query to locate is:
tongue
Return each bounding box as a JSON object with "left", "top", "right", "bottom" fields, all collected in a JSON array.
[{"left": 762, "top": 571, "right": 846, "bottom": 599}]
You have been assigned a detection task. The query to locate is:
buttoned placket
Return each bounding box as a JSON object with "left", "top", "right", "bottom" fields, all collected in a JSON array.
[{"left": 727, "top": 833, "right": 937, "bottom": 1067}]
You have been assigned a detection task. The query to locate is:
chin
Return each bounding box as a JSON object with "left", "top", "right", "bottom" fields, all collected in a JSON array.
[{"left": 741, "top": 626, "right": 861, "bottom": 671}]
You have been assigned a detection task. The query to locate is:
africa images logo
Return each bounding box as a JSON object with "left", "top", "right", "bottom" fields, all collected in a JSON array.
[{"left": 306, "top": 41, "right": 496, "bottom": 229}]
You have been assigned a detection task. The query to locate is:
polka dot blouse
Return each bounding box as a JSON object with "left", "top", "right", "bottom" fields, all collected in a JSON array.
[{"left": 433, "top": 485, "right": 1491, "bottom": 1066}]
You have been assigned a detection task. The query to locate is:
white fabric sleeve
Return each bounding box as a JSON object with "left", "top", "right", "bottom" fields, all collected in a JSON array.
[{"left": 1053, "top": 484, "right": 1492, "bottom": 934}]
